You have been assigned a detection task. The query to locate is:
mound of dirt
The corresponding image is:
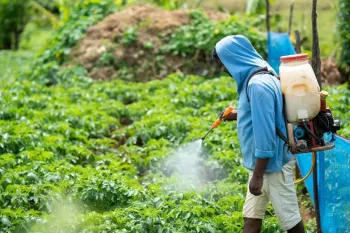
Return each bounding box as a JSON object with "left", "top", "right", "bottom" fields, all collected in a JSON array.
[
  {"left": 71, "top": 4, "right": 229, "bottom": 81},
  {"left": 321, "top": 58, "right": 344, "bottom": 85}
]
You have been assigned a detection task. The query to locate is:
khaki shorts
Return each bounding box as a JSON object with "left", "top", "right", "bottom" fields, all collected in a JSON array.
[{"left": 242, "top": 159, "right": 302, "bottom": 231}]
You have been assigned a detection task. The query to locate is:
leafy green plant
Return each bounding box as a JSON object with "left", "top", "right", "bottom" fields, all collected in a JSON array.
[
  {"left": 120, "top": 27, "right": 138, "bottom": 45},
  {"left": 143, "top": 41, "right": 154, "bottom": 50},
  {"left": 152, "top": 0, "right": 186, "bottom": 10},
  {"left": 162, "top": 11, "right": 267, "bottom": 58},
  {"left": 246, "top": 0, "right": 267, "bottom": 15},
  {"left": 28, "top": 0, "right": 116, "bottom": 85},
  {"left": 98, "top": 51, "right": 116, "bottom": 66},
  {"left": 338, "top": 0, "right": 350, "bottom": 78},
  {"left": 325, "top": 84, "right": 350, "bottom": 137}
]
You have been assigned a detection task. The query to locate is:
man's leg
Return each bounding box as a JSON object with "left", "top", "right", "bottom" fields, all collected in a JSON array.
[
  {"left": 242, "top": 172, "right": 269, "bottom": 233},
  {"left": 287, "top": 221, "right": 305, "bottom": 233},
  {"left": 268, "top": 159, "right": 305, "bottom": 232},
  {"left": 243, "top": 218, "right": 262, "bottom": 233}
]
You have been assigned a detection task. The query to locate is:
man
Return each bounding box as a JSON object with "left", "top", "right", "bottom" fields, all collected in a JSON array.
[{"left": 212, "top": 35, "right": 305, "bottom": 233}]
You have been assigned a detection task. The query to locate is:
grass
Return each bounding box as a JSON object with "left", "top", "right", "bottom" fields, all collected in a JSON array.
[
  {"left": 0, "top": 25, "right": 53, "bottom": 83},
  {"left": 0, "top": 50, "right": 34, "bottom": 82},
  {"left": 19, "top": 24, "right": 53, "bottom": 51}
]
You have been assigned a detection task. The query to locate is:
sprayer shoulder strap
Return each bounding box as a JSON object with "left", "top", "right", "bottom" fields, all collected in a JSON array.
[
  {"left": 245, "top": 67, "right": 290, "bottom": 149},
  {"left": 246, "top": 67, "right": 279, "bottom": 102}
]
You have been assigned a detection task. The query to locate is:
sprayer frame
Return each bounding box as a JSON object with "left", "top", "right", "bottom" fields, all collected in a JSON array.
[{"left": 287, "top": 122, "right": 335, "bottom": 155}]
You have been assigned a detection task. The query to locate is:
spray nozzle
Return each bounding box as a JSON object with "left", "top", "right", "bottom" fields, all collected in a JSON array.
[{"left": 201, "top": 106, "right": 234, "bottom": 141}]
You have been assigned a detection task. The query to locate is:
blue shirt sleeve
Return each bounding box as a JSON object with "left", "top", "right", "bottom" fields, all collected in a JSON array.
[{"left": 248, "top": 82, "right": 276, "bottom": 159}]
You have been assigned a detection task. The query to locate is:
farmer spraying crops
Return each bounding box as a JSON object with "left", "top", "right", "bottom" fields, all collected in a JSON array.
[{"left": 212, "top": 35, "right": 305, "bottom": 233}]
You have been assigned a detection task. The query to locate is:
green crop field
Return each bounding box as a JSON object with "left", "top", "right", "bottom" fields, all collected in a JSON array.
[
  {"left": 0, "top": 0, "right": 349, "bottom": 232},
  {"left": 1, "top": 47, "right": 349, "bottom": 233},
  {"left": 0, "top": 51, "right": 34, "bottom": 82}
]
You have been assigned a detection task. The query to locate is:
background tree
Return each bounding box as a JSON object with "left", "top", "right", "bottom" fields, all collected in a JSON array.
[{"left": 0, "top": 0, "right": 29, "bottom": 50}]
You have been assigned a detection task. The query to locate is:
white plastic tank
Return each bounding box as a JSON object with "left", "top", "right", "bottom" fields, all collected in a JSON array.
[{"left": 279, "top": 54, "right": 320, "bottom": 123}]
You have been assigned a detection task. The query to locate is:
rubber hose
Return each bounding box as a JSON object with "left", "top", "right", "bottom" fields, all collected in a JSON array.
[
  {"left": 294, "top": 151, "right": 316, "bottom": 184},
  {"left": 302, "top": 121, "right": 324, "bottom": 145}
]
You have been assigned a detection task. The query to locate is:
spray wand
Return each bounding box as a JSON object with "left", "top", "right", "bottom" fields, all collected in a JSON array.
[{"left": 201, "top": 106, "right": 234, "bottom": 141}]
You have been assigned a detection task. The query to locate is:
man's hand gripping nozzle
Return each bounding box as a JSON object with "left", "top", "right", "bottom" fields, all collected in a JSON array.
[{"left": 200, "top": 106, "right": 234, "bottom": 141}]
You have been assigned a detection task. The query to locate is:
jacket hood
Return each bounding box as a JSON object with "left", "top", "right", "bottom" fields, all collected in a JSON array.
[{"left": 215, "top": 35, "right": 273, "bottom": 93}]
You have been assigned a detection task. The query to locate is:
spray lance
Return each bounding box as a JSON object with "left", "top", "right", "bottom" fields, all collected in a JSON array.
[{"left": 201, "top": 106, "right": 234, "bottom": 141}]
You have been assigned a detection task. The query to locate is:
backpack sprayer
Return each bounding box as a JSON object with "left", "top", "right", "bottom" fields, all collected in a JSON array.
[
  {"left": 201, "top": 106, "right": 234, "bottom": 141},
  {"left": 278, "top": 54, "right": 340, "bottom": 155},
  {"left": 286, "top": 90, "right": 340, "bottom": 154}
]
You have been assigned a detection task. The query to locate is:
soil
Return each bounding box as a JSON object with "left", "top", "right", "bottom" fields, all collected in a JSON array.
[
  {"left": 71, "top": 4, "right": 229, "bottom": 81},
  {"left": 298, "top": 193, "right": 316, "bottom": 222},
  {"left": 321, "top": 58, "right": 344, "bottom": 85}
]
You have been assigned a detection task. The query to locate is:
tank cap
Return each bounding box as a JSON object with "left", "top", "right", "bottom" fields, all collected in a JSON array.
[{"left": 280, "top": 54, "right": 308, "bottom": 63}]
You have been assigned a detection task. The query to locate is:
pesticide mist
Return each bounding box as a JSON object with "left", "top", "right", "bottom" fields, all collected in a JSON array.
[{"left": 162, "top": 140, "right": 222, "bottom": 191}]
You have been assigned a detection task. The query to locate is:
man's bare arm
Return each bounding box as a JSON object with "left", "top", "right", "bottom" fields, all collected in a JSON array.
[{"left": 249, "top": 158, "right": 269, "bottom": 196}]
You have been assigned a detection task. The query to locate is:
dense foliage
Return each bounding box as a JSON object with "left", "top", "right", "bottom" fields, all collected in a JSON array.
[
  {"left": 162, "top": 12, "right": 266, "bottom": 58},
  {"left": 0, "top": 73, "right": 250, "bottom": 232},
  {"left": 325, "top": 84, "right": 350, "bottom": 137},
  {"left": 27, "top": 0, "right": 114, "bottom": 85},
  {"left": 0, "top": 0, "right": 29, "bottom": 49},
  {"left": 338, "top": 0, "right": 350, "bottom": 79},
  {"left": 0, "top": 0, "right": 115, "bottom": 51},
  {"left": 29, "top": 0, "right": 116, "bottom": 85}
]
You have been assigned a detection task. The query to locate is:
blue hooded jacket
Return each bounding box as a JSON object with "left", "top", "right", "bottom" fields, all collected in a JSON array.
[{"left": 215, "top": 35, "right": 292, "bottom": 173}]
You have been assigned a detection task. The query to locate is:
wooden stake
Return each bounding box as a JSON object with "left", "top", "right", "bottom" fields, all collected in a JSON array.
[
  {"left": 295, "top": 30, "right": 301, "bottom": 54},
  {"left": 311, "top": 2, "right": 322, "bottom": 231},
  {"left": 265, "top": 0, "right": 270, "bottom": 61},
  {"left": 312, "top": 0, "right": 322, "bottom": 89},
  {"left": 312, "top": 151, "right": 322, "bottom": 233},
  {"left": 265, "top": 0, "right": 270, "bottom": 32},
  {"left": 288, "top": 0, "right": 295, "bottom": 35}
]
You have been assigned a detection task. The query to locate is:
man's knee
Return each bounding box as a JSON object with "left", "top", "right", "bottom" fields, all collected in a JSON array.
[{"left": 243, "top": 218, "right": 262, "bottom": 233}]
